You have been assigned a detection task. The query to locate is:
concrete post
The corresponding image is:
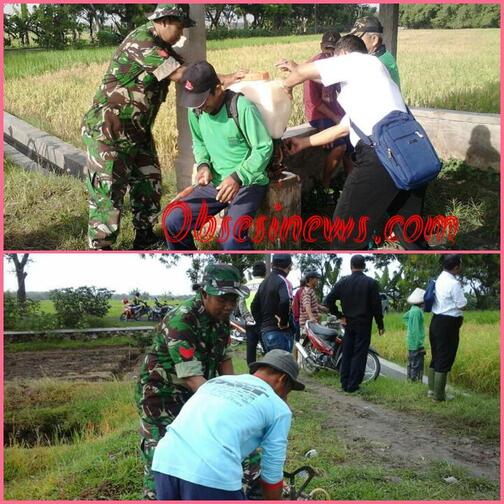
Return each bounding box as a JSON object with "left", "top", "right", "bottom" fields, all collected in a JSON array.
[
  {"left": 174, "top": 4, "right": 206, "bottom": 192},
  {"left": 379, "top": 4, "right": 399, "bottom": 59}
]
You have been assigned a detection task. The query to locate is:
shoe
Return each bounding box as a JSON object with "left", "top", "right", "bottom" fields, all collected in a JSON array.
[
  {"left": 427, "top": 368, "right": 435, "bottom": 398},
  {"left": 132, "top": 228, "right": 164, "bottom": 250},
  {"left": 433, "top": 371, "right": 448, "bottom": 401}
]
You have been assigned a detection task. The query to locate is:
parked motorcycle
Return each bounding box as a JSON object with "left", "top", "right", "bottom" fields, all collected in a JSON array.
[
  {"left": 120, "top": 299, "right": 152, "bottom": 321},
  {"left": 229, "top": 315, "right": 265, "bottom": 354},
  {"left": 296, "top": 316, "right": 381, "bottom": 383},
  {"left": 149, "top": 298, "right": 173, "bottom": 321}
]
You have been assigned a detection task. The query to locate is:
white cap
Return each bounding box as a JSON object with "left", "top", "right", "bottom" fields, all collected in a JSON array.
[{"left": 407, "top": 288, "right": 425, "bottom": 305}]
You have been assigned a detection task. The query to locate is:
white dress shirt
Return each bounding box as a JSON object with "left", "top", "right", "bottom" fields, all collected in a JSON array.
[
  {"left": 314, "top": 52, "right": 406, "bottom": 147},
  {"left": 432, "top": 270, "right": 467, "bottom": 317}
]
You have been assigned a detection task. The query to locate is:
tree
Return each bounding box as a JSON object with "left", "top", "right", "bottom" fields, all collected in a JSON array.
[
  {"left": 50, "top": 286, "right": 114, "bottom": 328},
  {"left": 6, "top": 254, "right": 30, "bottom": 307},
  {"left": 295, "top": 254, "right": 342, "bottom": 299}
]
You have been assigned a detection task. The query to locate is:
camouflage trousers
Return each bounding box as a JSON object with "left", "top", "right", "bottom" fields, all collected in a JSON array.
[{"left": 82, "top": 130, "right": 162, "bottom": 249}]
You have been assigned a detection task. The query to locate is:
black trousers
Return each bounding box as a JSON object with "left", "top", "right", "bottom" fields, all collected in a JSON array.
[
  {"left": 246, "top": 325, "right": 261, "bottom": 365},
  {"left": 429, "top": 313, "right": 463, "bottom": 372},
  {"left": 331, "top": 142, "right": 427, "bottom": 250},
  {"left": 340, "top": 323, "right": 372, "bottom": 392}
]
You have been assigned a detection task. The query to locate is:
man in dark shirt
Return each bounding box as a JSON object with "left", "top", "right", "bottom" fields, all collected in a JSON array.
[
  {"left": 251, "top": 254, "right": 293, "bottom": 352},
  {"left": 324, "top": 255, "right": 384, "bottom": 392}
]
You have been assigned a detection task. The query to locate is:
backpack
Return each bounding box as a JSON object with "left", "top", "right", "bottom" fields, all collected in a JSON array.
[
  {"left": 193, "top": 90, "right": 284, "bottom": 179},
  {"left": 350, "top": 108, "right": 441, "bottom": 190},
  {"left": 423, "top": 279, "right": 436, "bottom": 313}
]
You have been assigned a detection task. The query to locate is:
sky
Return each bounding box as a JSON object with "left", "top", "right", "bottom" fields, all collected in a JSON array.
[{"left": 3, "top": 254, "right": 376, "bottom": 295}]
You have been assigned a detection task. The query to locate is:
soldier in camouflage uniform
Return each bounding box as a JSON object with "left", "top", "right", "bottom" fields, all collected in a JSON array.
[
  {"left": 82, "top": 4, "right": 194, "bottom": 250},
  {"left": 135, "top": 263, "right": 249, "bottom": 499}
]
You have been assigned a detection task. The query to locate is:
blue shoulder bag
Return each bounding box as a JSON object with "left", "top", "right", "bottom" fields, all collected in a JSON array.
[{"left": 350, "top": 109, "right": 441, "bottom": 190}]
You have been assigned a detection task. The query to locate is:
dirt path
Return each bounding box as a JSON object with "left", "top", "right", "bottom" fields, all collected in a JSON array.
[
  {"left": 302, "top": 374, "right": 500, "bottom": 482},
  {"left": 4, "top": 346, "right": 141, "bottom": 381}
]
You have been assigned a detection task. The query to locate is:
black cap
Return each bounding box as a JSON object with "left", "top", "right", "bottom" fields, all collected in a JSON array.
[
  {"left": 181, "top": 61, "right": 220, "bottom": 109},
  {"left": 304, "top": 270, "right": 322, "bottom": 280},
  {"left": 272, "top": 254, "right": 292, "bottom": 269},
  {"left": 321, "top": 30, "right": 341, "bottom": 48},
  {"left": 349, "top": 16, "right": 384, "bottom": 36}
]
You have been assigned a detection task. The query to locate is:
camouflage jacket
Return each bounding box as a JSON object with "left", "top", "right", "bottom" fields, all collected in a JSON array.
[
  {"left": 82, "top": 21, "right": 183, "bottom": 146},
  {"left": 136, "top": 292, "right": 232, "bottom": 410}
]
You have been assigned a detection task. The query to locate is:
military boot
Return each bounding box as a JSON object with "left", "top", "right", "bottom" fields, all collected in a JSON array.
[
  {"left": 433, "top": 371, "right": 448, "bottom": 401},
  {"left": 427, "top": 367, "right": 435, "bottom": 398},
  {"left": 132, "top": 227, "right": 164, "bottom": 250}
]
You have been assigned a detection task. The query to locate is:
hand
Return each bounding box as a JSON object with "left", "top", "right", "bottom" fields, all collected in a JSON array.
[
  {"left": 275, "top": 315, "right": 289, "bottom": 330},
  {"left": 196, "top": 165, "right": 212, "bottom": 186},
  {"left": 284, "top": 136, "right": 307, "bottom": 155},
  {"left": 281, "top": 81, "right": 293, "bottom": 100},
  {"left": 379, "top": 328, "right": 385, "bottom": 336},
  {"left": 216, "top": 175, "right": 240, "bottom": 203},
  {"left": 275, "top": 58, "right": 298, "bottom": 72},
  {"left": 229, "top": 69, "right": 248, "bottom": 84}
]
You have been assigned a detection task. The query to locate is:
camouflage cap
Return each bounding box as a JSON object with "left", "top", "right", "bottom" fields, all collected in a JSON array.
[
  {"left": 146, "top": 4, "right": 196, "bottom": 28},
  {"left": 349, "top": 16, "right": 384, "bottom": 36},
  {"left": 202, "top": 264, "right": 249, "bottom": 297}
]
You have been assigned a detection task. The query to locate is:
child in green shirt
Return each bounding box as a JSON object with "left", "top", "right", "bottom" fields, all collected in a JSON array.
[{"left": 403, "top": 288, "right": 426, "bottom": 381}]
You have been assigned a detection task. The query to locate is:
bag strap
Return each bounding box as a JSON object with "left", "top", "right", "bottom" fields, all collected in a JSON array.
[{"left": 349, "top": 118, "right": 373, "bottom": 146}]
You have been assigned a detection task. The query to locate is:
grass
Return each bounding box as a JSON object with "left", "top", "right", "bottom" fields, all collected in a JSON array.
[
  {"left": 369, "top": 310, "right": 500, "bottom": 395},
  {"left": 4, "top": 356, "right": 499, "bottom": 500}
]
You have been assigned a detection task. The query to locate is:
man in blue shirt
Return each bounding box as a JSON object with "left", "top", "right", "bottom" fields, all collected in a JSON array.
[{"left": 152, "top": 349, "right": 305, "bottom": 500}]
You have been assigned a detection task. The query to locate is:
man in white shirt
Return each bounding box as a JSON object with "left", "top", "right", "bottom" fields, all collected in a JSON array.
[
  {"left": 428, "top": 254, "right": 467, "bottom": 401},
  {"left": 282, "top": 35, "right": 428, "bottom": 250}
]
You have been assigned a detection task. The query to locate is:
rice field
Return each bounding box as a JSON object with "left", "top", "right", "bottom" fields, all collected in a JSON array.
[{"left": 4, "top": 29, "right": 500, "bottom": 180}]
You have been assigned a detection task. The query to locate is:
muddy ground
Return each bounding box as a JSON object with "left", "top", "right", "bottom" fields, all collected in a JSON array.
[
  {"left": 4, "top": 346, "right": 500, "bottom": 484},
  {"left": 4, "top": 346, "right": 141, "bottom": 381}
]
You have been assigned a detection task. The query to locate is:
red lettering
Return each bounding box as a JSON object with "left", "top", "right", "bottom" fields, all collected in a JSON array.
[
  {"left": 161, "top": 201, "right": 192, "bottom": 244},
  {"left": 250, "top": 215, "right": 267, "bottom": 244},
  {"left": 303, "top": 215, "right": 324, "bottom": 243},
  {"left": 403, "top": 215, "right": 424, "bottom": 243},
  {"left": 280, "top": 216, "right": 303, "bottom": 243},
  {"left": 216, "top": 215, "right": 232, "bottom": 244},
  {"left": 193, "top": 200, "right": 217, "bottom": 243},
  {"left": 232, "top": 216, "right": 254, "bottom": 243},
  {"left": 383, "top": 216, "right": 404, "bottom": 243},
  {"left": 322, "top": 217, "right": 354, "bottom": 243},
  {"left": 355, "top": 217, "right": 370, "bottom": 244},
  {"left": 267, "top": 215, "right": 280, "bottom": 242}
]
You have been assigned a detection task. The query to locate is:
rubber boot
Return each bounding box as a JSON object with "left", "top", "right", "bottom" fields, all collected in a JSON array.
[
  {"left": 132, "top": 227, "right": 163, "bottom": 250},
  {"left": 433, "top": 371, "right": 448, "bottom": 401},
  {"left": 427, "top": 368, "right": 435, "bottom": 398}
]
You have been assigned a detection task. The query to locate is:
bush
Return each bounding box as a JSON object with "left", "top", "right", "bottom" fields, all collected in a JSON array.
[
  {"left": 96, "top": 29, "right": 121, "bottom": 47},
  {"left": 49, "top": 286, "right": 114, "bottom": 328},
  {"left": 3, "top": 294, "right": 57, "bottom": 331}
]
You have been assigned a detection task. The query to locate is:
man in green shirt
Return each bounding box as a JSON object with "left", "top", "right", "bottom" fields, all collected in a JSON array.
[
  {"left": 164, "top": 61, "right": 273, "bottom": 250},
  {"left": 403, "top": 287, "right": 426, "bottom": 381},
  {"left": 349, "top": 16, "right": 401, "bottom": 88}
]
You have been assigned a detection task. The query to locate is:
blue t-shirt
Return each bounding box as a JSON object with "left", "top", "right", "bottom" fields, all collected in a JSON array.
[{"left": 152, "top": 374, "right": 292, "bottom": 491}]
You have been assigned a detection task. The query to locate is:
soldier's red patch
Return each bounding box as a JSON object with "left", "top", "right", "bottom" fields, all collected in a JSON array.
[
  {"left": 179, "top": 346, "right": 195, "bottom": 359},
  {"left": 158, "top": 49, "right": 169, "bottom": 58},
  {"left": 185, "top": 80, "right": 194, "bottom": 91}
]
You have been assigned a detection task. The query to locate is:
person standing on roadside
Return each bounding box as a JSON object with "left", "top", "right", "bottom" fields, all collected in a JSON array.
[
  {"left": 252, "top": 254, "right": 294, "bottom": 352},
  {"left": 324, "top": 255, "right": 384, "bottom": 393},
  {"left": 428, "top": 254, "right": 467, "bottom": 401},
  {"left": 239, "top": 261, "right": 267, "bottom": 364}
]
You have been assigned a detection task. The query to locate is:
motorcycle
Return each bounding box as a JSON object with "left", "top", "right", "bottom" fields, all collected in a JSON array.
[
  {"left": 229, "top": 315, "right": 265, "bottom": 354},
  {"left": 149, "top": 298, "right": 173, "bottom": 321},
  {"left": 295, "top": 316, "right": 381, "bottom": 383},
  {"left": 120, "top": 299, "right": 152, "bottom": 321}
]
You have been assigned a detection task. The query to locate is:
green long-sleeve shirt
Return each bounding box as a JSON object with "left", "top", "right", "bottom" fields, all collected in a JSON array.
[
  {"left": 188, "top": 94, "right": 272, "bottom": 187},
  {"left": 403, "top": 305, "right": 425, "bottom": 351}
]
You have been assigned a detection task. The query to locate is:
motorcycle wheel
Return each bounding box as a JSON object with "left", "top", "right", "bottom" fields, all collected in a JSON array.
[
  {"left": 302, "top": 352, "right": 319, "bottom": 375},
  {"left": 362, "top": 351, "right": 381, "bottom": 383},
  {"left": 230, "top": 330, "right": 242, "bottom": 348},
  {"left": 119, "top": 314, "right": 127, "bottom": 321}
]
